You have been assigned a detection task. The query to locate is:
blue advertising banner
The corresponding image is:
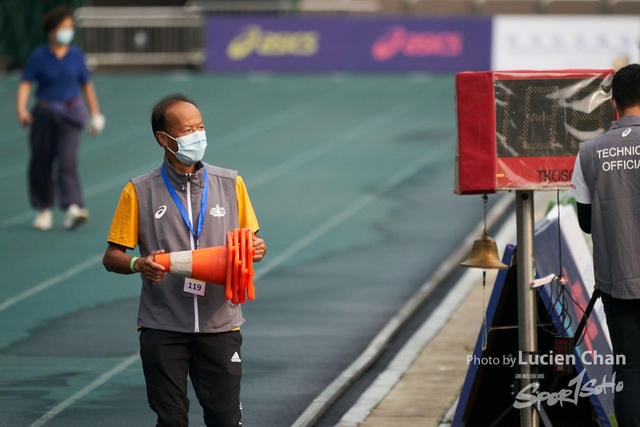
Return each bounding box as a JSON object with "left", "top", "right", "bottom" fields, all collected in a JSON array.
[{"left": 205, "top": 17, "right": 492, "bottom": 72}]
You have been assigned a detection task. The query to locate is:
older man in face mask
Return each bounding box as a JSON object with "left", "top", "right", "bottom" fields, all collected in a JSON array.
[{"left": 103, "top": 94, "right": 266, "bottom": 427}]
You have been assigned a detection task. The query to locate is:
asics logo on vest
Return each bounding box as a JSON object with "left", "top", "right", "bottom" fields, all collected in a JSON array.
[
  {"left": 210, "top": 204, "right": 226, "bottom": 218},
  {"left": 155, "top": 205, "right": 167, "bottom": 219},
  {"left": 623, "top": 128, "right": 632, "bottom": 137},
  {"left": 231, "top": 352, "right": 241, "bottom": 363}
]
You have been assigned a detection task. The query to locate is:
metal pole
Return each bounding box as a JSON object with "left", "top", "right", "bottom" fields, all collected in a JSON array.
[{"left": 516, "top": 190, "right": 538, "bottom": 427}]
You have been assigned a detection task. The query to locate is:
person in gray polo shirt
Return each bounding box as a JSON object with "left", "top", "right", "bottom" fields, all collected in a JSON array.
[
  {"left": 103, "top": 94, "right": 266, "bottom": 427},
  {"left": 570, "top": 63, "right": 640, "bottom": 427}
]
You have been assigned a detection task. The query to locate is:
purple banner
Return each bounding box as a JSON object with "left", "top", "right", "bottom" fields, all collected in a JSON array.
[{"left": 205, "top": 17, "right": 492, "bottom": 72}]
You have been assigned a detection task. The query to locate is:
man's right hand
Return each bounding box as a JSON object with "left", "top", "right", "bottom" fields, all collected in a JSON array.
[{"left": 136, "top": 250, "right": 166, "bottom": 283}]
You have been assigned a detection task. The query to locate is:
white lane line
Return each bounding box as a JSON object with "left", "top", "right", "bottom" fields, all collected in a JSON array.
[
  {"left": 336, "top": 211, "right": 517, "bottom": 426},
  {"left": 255, "top": 144, "right": 451, "bottom": 281},
  {"left": 27, "top": 352, "right": 140, "bottom": 427},
  {"left": 0, "top": 253, "right": 103, "bottom": 314},
  {"left": 335, "top": 195, "right": 551, "bottom": 427},
  {"left": 82, "top": 162, "right": 157, "bottom": 198},
  {"left": 336, "top": 268, "right": 481, "bottom": 426},
  {"left": 12, "top": 136, "right": 449, "bottom": 427},
  {"left": 289, "top": 194, "right": 515, "bottom": 427},
  {"left": 0, "top": 103, "right": 313, "bottom": 226},
  {"left": 0, "top": 211, "right": 34, "bottom": 229},
  {"left": 246, "top": 106, "right": 408, "bottom": 189},
  {"left": 10, "top": 113, "right": 442, "bottom": 426},
  {"left": 0, "top": 107, "right": 419, "bottom": 308},
  {"left": 0, "top": 138, "right": 446, "bottom": 313},
  {"left": 0, "top": 97, "right": 375, "bottom": 229},
  {"left": 0, "top": 163, "right": 155, "bottom": 230},
  {"left": 214, "top": 104, "right": 311, "bottom": 150},
  {"left": 0, "top": 87, "right": 312, "bottom": 180},
  {"left": 1, "top": 73, "right": 357, "bottom": 181}
]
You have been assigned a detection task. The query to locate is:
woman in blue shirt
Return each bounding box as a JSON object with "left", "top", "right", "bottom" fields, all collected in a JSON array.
[{"left": 16, "top": 5, "right": 105, "bottom": 230}]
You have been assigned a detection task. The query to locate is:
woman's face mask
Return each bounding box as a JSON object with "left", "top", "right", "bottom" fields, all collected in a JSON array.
[
  {"left": 162, "top": 130, "right": 207, "bottom": 166},
  {"left": 56, "top": 28, "right": 74, "bottom": 45}
]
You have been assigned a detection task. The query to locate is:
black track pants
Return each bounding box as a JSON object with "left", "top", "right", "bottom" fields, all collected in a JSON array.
[
  {"left": 29, "top": 105, "right": 84, "bottom": 210},
  {"left": 601, "top": 292, "right": 640, "bottom": 427},
  {"left": 139, "top": 328, "right": 243, "bottom": 427}
]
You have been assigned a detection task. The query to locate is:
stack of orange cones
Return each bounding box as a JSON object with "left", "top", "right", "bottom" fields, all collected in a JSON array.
[{"left": 155, "top": 228, "right": 256, "bottom": 304}]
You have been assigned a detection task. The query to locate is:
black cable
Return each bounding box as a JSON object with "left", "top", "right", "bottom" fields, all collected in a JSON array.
[
  {"left": 539, "top": 275, "right": 572, "bottom": 338},
  {"left": 537, "top": 194, "right": 579, "bottom": 340},
  {"left": 558, "top": 191, "right": 562, "bottom": 280},
  {"left": 536, "top": 194, "right": 592, "bottom": 349}
]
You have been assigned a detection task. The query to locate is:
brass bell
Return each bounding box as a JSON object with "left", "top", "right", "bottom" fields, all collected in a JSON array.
[{"left": 460, "top": 230, "right": 508, "bottom": 269}]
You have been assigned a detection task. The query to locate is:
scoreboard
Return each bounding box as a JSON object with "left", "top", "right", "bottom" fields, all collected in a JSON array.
[{"left": 455, "top": 70, "right": 615, "bottom": 194}]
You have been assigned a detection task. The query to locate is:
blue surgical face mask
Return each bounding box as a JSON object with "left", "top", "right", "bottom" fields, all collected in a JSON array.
[
  {"left": 162, "top": 130, "right": 207, "bottom": 166},
  {"left": 56, "top": 28, "right": 74, "bottom": 45}
]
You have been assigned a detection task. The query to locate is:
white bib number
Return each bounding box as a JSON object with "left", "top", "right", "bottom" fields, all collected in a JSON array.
[{"left": 183, "top": 278, "right": 206, "bottom": 297}]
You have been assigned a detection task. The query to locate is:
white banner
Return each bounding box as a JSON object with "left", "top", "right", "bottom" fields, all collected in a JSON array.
[{"left": 492, "top": 16, "right": 640, "bottom": 70}]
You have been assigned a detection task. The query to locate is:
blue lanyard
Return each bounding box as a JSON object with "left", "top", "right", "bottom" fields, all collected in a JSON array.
[{"left": 161, "top": 164, "right": 208, "bottom": 243}]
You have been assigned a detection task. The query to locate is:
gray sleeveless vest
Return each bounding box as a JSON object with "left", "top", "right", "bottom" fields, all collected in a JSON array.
[
  {"left": 579, "top": 116, "right": 640, "bottom": 299},
  {"left": 132, "top": 157, "right": 244, "bottom": 332}
]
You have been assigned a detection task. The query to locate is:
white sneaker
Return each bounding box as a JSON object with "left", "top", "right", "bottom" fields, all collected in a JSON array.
[
  {"left": 33, "top": 209, "right": 53, "bottom": 230},
  {"left": 63, "top": 204, "right": 89, "bottom": 230}
]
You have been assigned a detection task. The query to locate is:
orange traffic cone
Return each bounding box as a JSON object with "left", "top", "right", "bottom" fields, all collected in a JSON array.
[{"left": 155, "top": 228, "right": 256, "bottom": 304}]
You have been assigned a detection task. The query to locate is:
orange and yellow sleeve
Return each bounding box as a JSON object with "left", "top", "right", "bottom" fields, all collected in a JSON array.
[
  {"left": 108, "top": 177, "right": 255, "bottom": 249},
  {"left": 236, "top": 175, "right": 259, "bottom": 233},
  {"left": 107, "top": 182, "right": 139, "bottom": 249}
]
